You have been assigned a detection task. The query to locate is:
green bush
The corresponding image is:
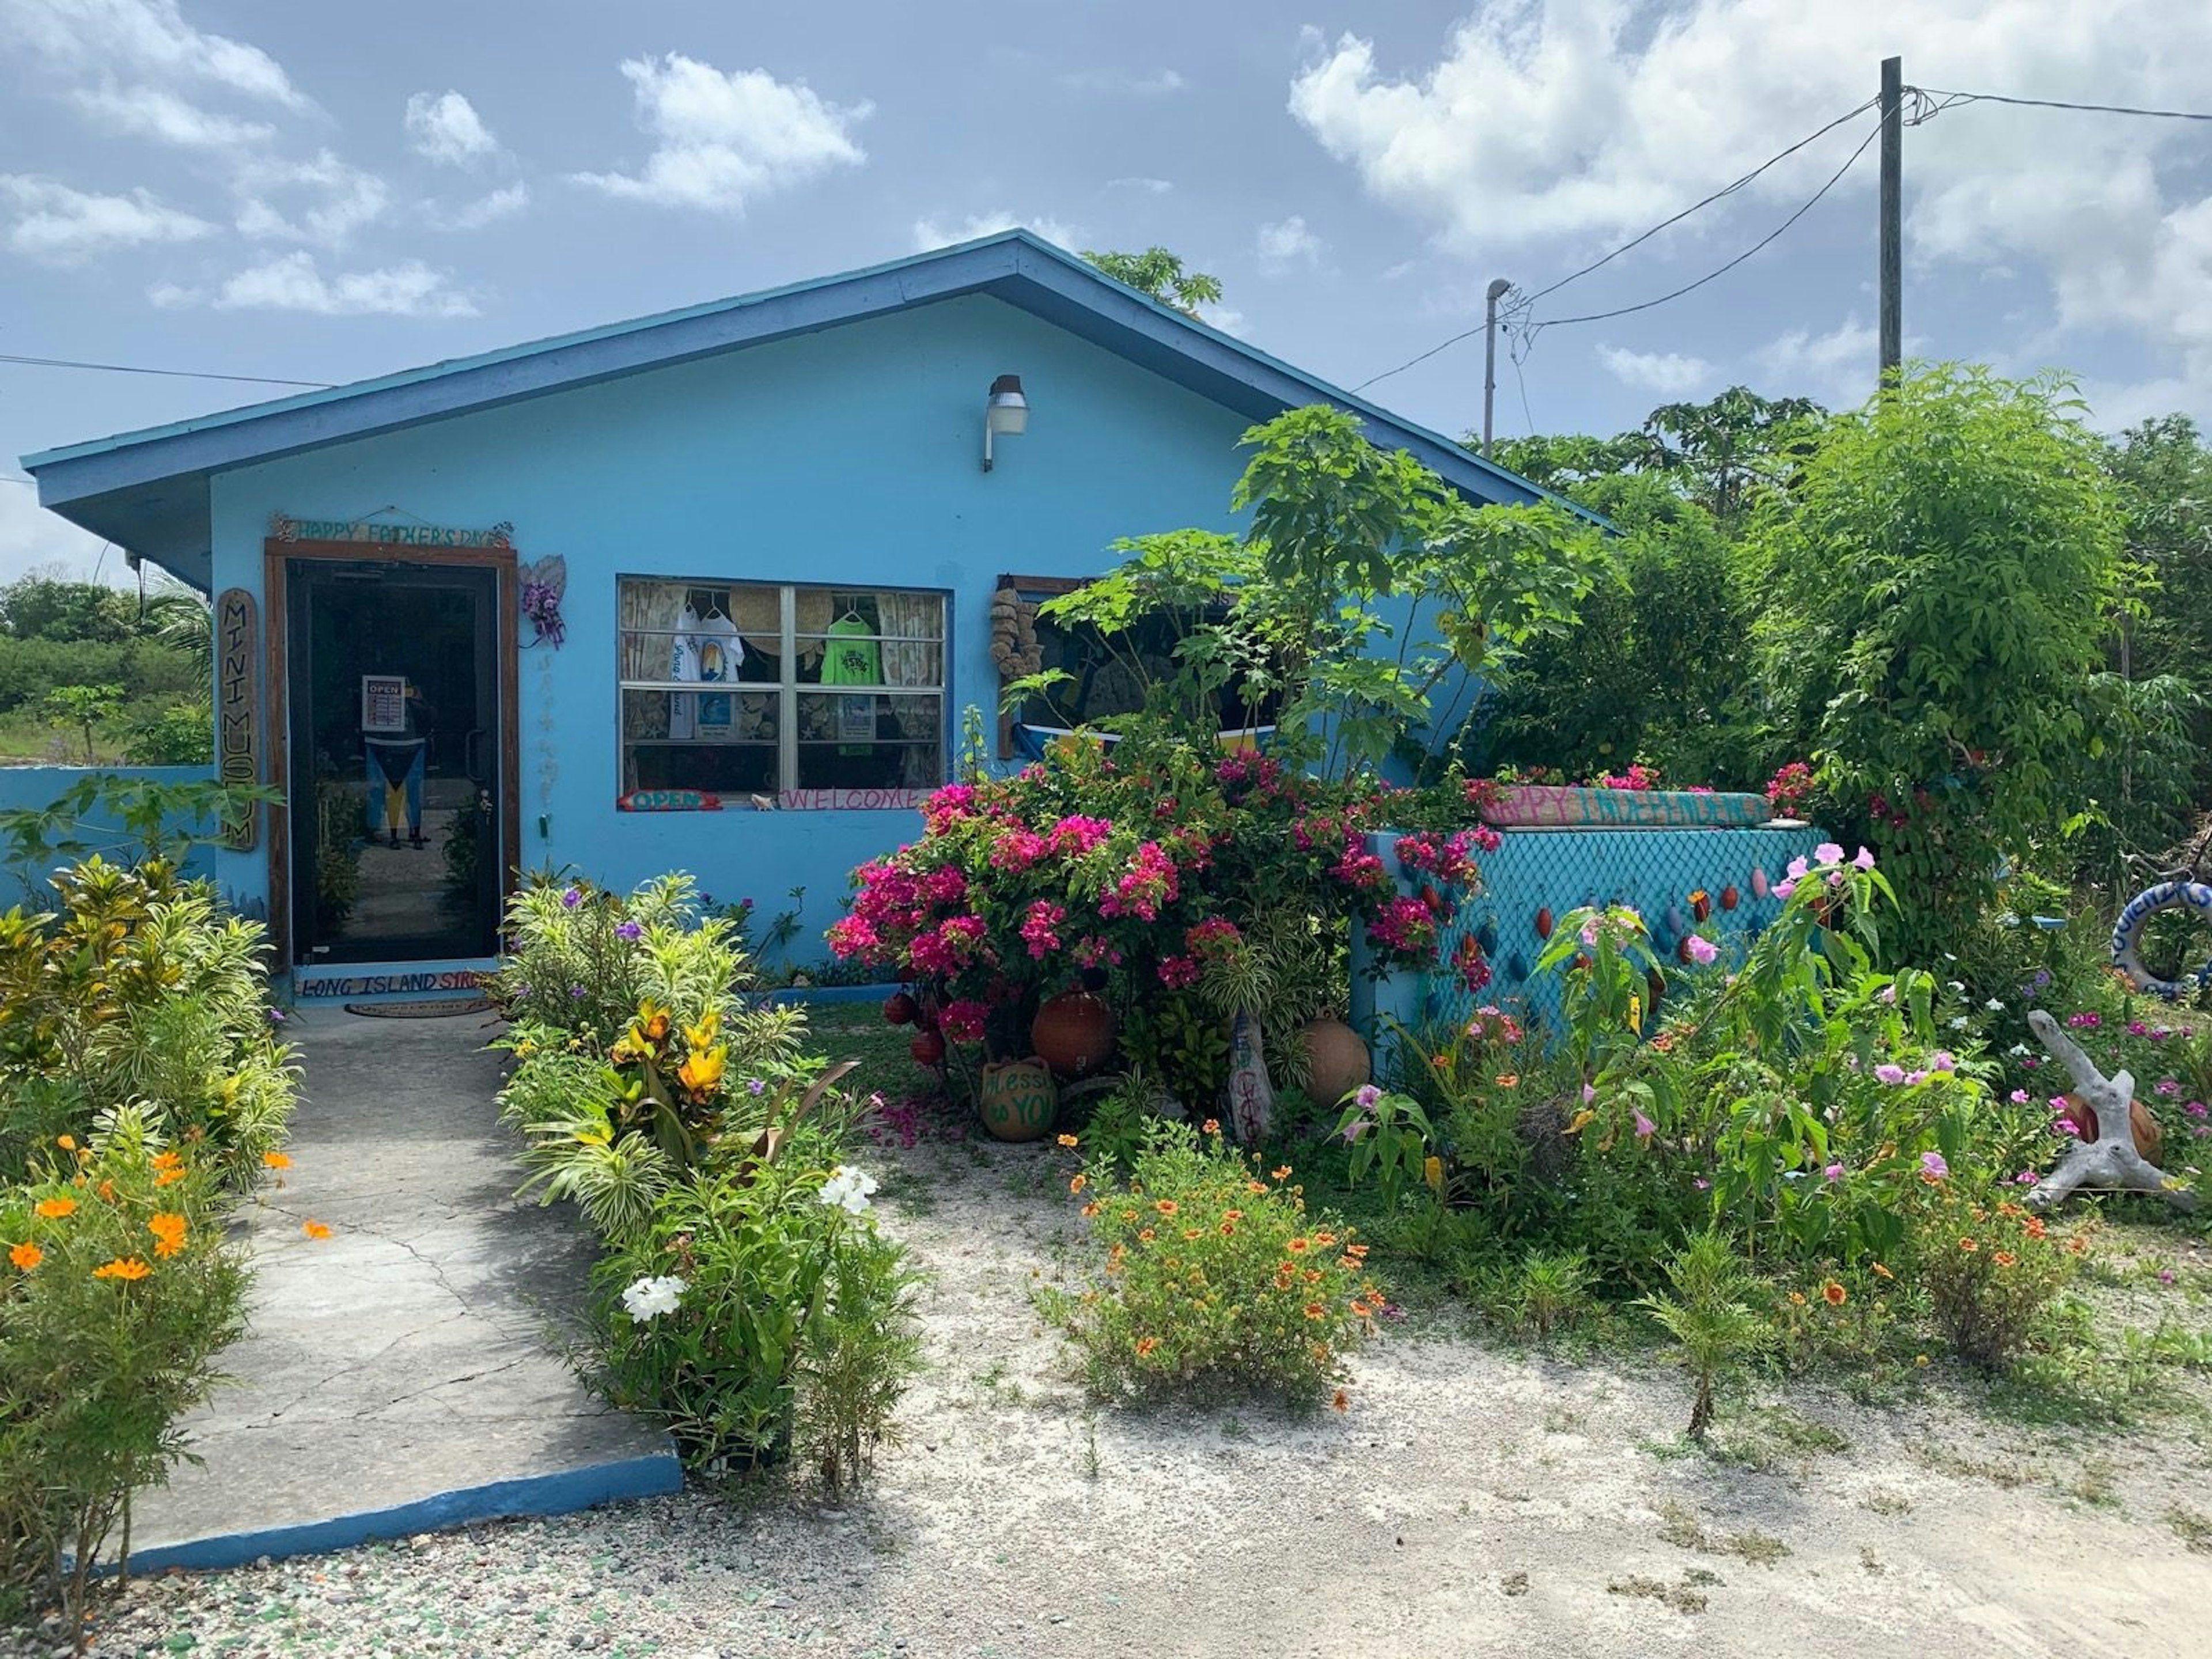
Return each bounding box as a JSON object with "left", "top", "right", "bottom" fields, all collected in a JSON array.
[
  {"left": 1042, "top": 1120, "right": 1378, "bottom": 1406},
  {"left": 1914, "top": 1187, "right": 2077, "bottom": 1372}
]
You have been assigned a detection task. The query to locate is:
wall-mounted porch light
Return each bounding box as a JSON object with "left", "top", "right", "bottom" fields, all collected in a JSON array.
[{"left": 981, "top": 373, "right": 1028, "bottom": 472}]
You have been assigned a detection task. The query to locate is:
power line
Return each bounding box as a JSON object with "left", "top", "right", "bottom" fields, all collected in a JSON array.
[
  {"left": 1353, "top": 99, "right": 1879, "bottom": 392},
  {"left": 0, "top": 352, "right": 335, "bottom": 389},
  {"left": 1915, "top": 87, "right": 2212, "bottom": 122},
  {"left": 1522, "top": 116, "right": 1882, "bottom": 332}
]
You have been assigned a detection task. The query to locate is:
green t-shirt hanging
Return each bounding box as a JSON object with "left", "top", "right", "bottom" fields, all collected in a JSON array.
[{"left": 823, "top": 614, "right": 880, "bottom": 753}]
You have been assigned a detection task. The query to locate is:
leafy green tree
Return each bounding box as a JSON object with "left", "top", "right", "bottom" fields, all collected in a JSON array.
[
  {"left": 43, "top": 684, "right": 123, "bottom": 764},
  {"left": 1080, "top": 247, "right": 1224, "bottom": 319},
  {"left": 0, "top": 571, "right": 137, "bottom": 644},
  {"left": 1756, "top": 365, "right": 2125, "bottom": 963},
  {"left": 1633, "top": 386, "right": 1824, "bottom": 529}
]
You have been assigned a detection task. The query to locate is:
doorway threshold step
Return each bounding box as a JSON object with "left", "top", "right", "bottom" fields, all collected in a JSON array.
[{"left": 291, "top": 957, "right": 497, "bottom": 1002}]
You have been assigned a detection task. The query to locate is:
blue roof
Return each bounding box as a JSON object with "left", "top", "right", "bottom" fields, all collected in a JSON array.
[{"left": 22, "top": 229, "right": 1585, "bottom": 588}]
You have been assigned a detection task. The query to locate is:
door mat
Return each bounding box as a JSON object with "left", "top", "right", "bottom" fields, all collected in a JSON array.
[{"left": 343, "top": 997, "right": 495, "bottom": 1019}]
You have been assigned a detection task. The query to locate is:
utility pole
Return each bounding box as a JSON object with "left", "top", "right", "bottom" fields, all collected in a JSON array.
[
  {"left": 1878, "top": 55, "right": 1902, "bottom": 384},
  {"left": 1482, "top": 276, "right": 1510, "bottom": 459}
]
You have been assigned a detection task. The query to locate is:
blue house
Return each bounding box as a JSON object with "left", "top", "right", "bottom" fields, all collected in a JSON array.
[{"left": 20, "top": 230, "right": 1558, "bottom": 997}]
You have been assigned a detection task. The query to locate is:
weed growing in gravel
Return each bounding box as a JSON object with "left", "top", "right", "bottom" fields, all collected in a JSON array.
[{"left": 1037, "top": 1119, "right": 1378, "bottom": 1407}]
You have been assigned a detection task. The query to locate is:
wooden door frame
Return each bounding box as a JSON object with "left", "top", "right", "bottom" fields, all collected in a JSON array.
[{"left": 262, "top": 538, "right": 522, "bottom": 969}]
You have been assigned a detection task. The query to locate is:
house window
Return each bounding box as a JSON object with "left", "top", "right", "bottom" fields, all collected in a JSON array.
[{"left": 618, "top": 579, "right": 946, "bottom": 802}]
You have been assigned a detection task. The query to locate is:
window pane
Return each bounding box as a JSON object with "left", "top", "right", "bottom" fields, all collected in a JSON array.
[
  {"left": 622, "top": 691, "right": 777, "bottom": 796},
  {"left": 795, "top": 692, "right": 941, "bottom": 790}
]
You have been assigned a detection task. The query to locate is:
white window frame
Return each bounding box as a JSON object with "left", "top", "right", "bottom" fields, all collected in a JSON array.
[{"left": 617, "top": 576, "right": 948, "bottom": 803}]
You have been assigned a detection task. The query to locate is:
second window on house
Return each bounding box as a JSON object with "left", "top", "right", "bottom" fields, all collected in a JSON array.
[{"left": 617, "top": 579, "right": 946, "bottom": 799}]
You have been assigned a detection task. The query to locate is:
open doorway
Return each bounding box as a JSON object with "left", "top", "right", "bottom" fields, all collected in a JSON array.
[{"left": 282, "top": 560, "right": 503, "bottom": 964}]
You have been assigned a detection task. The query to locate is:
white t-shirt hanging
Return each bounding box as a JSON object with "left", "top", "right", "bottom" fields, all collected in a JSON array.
[
  {"left": 695, "top": 609, "right": 742, "bottom": 736},
  {"left": 668, "top": 604, "right": 703, "bottom": 741}
]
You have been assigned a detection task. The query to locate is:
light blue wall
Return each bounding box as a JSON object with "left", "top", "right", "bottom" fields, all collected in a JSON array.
[
  {"left": 0, "top": 763, "right": 220, "bottom": 902},
  {"left": 207, "top": 294, "right": 1259, "bottom": 959}
]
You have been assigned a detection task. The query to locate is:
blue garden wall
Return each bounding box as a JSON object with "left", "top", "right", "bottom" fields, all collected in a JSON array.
[
  {"left": 1353, "top": 824, "right": 1829, "bottom": 1044},
  {"left": 206, "top": 293, "right": 1268, "bottom": 956},
  {"left": 0, "top": 764, "right": 219, "bottom": 902}
]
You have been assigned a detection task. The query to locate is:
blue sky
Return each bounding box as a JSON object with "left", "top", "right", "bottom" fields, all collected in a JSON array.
[{"left": 5, "top": 1, "right": 2210, "bottom": 582}]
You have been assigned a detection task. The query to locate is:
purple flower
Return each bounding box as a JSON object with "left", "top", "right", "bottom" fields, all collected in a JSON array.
[
  {"left": 560, "top": 887, "right": 584, "bottom": 910},
  {"left": 2159, "top": 1269, "right": 2176, "bottom": 1285},
  {"left": 1684, "top": 935, "right": 1718, "bottom": 967},
  {"left": 1824, "top": 1162, "right": 1844, "bottom": 1181},
  {"left": 569, "top": 985, "right": 588, "bottom": 999},
  {"left": 1633, "top": 1110, "right": 1656, "bottom": 1140},
  {"left": 1930, "top": 1051, "right": 1957, "bottom": 1072},
  {"left": 1853, "top": 846, "right": 1876, "bottom": 871},
  {"left": 1582, "top": 1082, "right": 1598, "bottom": 1106},
  {"left": 1775, "top": 878, "right": 1798, "bottom": 900},
  {"left": 615, "top": 921, "right": 643, "bottom": 942},
  {"left": 1874, "top": 1063, "right": 1907, "bottom": 1085},
  {"left": 1353, "top": 1084, "right": 1383, "bottom": 1111},
  {"left": 1904, "top": 1070, "right": 1929, "bottom": 1087},
  {"left": 266, "top": 1007, "right": 287, "bottom": 1024},
  {"left": 2009, "top": 1089, "right": 2031, "bottom": 1104},
  {"left": 2128, "top": 1021, "right": 2149, "bottom": 1036},
  {"left": 2156, "top": 1079, "right": 2180, "bottom": 1096},
  {"left": 1919, "top": 1150, "right": 1949, "bottom": 1180},
  {"left": 1579, "top": 919, "right": 1601, "bottom": 948},
  {"left": 748, "top": 1078, "right": 767, "bottom": 1096},
  {"left": 2187, "top": 1101, "right": 2209, "bottom": 1119},
  {"left": 1341, "top": 1119, "right": 1370, "bottom": 1143},
  {"left": 1877, "top": 984, "right": 1896, "bottom": 1005},
  {"left": 2014, "top": 1170, "right": 2040, "bottom": 1185}
]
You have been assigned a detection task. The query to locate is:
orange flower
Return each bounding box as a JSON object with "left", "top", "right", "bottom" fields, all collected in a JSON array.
[
  {"left": 1993, "top": 1250, "right": 2017, "bottom": 1267},
  {"left": 1202, "top": 1118, "right": 1221, "bottom": 1135},
  {"left": 1287, "top": 1237, "right": 1310, "bottom": 1253},
  {"left": 56, "top": 1135, "right": 75, "bottom": 1152},
  {"left": 9, "top": 1241, "right": 40, "bottom": 1272},
  {"left": 1138, "top": 1228, "right": 1156, "bottom": 1243},
  {"left": 1957, "top": 1237, "right": 1978, "bottom": 1253},
  {"left": 33, "top": 1197, "right": 76, "bottom": 1219},
  {"left": 1183, "top": 1227, "right": 1203, "bottom": 1241},
  {"left": 1056, "top": 1134, "right": 1080, "bottom": 1149},
  {"left": 1218, "top": 1219, "right": 1236, "bottom": 1236},
  {"left": 1303, "top": 1302, "right": 1325, "bottom": 1320},
  {"left": 1223, "top": 1209, "right": 1244, "bottom": 1222},
  {"left": 1312, "top": 1230, "right": 1337, "bottom": 1247},
  {"left": 302, "top": 1219, "right": 332, "bottom": 1241},
  {"left": 2024, "top": 1217, "right": 2047, "bottom": 1240},
  {"left": 2066, "top": 1236, "right": 2087, "bottom": 1255},
  {"left": 93, "top": 1257, "right": 150, "bottom": 1281},
  {"left": 262, "top": 1150, "right": 292, "bottom": 1169},
  {"left": 1247, "top": 1180, "right": 1269, "bottom": 1195},
  {"left": 1331, "top": 1389, "right": 1349, "bottom": 1413},
  {"left": 1119, "top": 1209, "right": 1139, "bottom": 1224},
  {"left": 151, "top": 1149, "right": 183, "bottom": 1171},
  {"left": 96, "top": 1180, "right": 115, "bottom": 1203},
  {"left": 1872, "top": 1262, "right": 1894, "bottom": 1279},
  {"left": 1069, "top": 1174, "right": 1087, "bottom": 1194},
  {"left": 1495, "top": 1074, "right": 1520, "bottom": 1089},
  {"left": 147, "top": 1213, "right": 188, "bottom": 1258},
  {"left": 1135, "top": 1336, "right": 1160, "bottom": 1358},
  {"left": 1081, "top": 1201, "right": 1102, "bottom": 1218},
  {"left": 1823, "top": 1281, "right": 1847, "bottom": 1306},
  {"left": 1155, "top": 1199, "right": 1179, "bottom": 1215},
  {"left": 155, "top": 1166, "right": 187, "bottom": 1188},
  {"left": 1789, "top": 1291, "right": 1807, "bottom": 1306},
  {"left": 1271, "top": 1165, "right": 1292, "bottom": 1181}
]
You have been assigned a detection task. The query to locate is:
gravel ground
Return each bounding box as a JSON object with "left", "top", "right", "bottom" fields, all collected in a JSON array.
[{"left": 41, "top": 1124, "right": 2212, "bottom": 1659}]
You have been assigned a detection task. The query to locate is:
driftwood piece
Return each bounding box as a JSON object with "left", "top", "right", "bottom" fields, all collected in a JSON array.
[{"left": 2023, "top": 1009, "right": 2196, "bottom": 1213}]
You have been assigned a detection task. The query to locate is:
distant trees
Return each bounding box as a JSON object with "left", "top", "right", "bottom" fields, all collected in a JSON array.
[{"left": 0, "top": 570, "right": 211, "bottom": 764}]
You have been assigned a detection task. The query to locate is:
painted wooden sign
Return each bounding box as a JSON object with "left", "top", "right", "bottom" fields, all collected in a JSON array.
[
  {"left": 775, "top": 787, "right": 931, "bottom": 812},
  {"left": 270, "top": 512, "right": 513, "bottom": 549},
  {"left": 618, "top": 789, "right": 724, "bottom": 812},
  {"left": 216, "top": 588, "right": 259, "bottom": 851}
]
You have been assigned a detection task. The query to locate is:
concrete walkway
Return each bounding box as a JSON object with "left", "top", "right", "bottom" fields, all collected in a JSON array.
[{"left": 124, "top": 1007, "right": 679, "bottom": 1571}]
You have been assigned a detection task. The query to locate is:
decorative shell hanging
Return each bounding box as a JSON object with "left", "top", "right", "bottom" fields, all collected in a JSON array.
[{"left": 988, "top": 585, "right": 1043, "bottom": 678}]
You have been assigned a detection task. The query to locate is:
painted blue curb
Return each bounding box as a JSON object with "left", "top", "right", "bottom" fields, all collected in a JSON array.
[{"left": 108, "top": 1448, "right": 683, "bottom": 1576}]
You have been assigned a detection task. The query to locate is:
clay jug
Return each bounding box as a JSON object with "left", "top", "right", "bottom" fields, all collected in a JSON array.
[
  {"left": 979, "top": 1059, "right": 1058, "bottom": 1142},
  {"left": 1032, "top": 990, "right": 1118, "bottom": 1079},
  {"left": 1300, "top": 1018, "right": 1372, "bottom": 1107}
]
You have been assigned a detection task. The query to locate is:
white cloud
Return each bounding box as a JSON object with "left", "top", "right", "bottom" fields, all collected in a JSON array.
[
  {"left": 69, "top": 84, "right": 274, "bottom": 149},
  {"left": 1756, "top": 316, "right": 1880, "bottom": 402},
  {"left": 1059, "top": 67, "right": 1186, "bottom": 97},
  {"left": 1256, "top": 214, "right": 1323, "bottom": 266},
  {"left": 1289, "top": 3, "right": 2212, "bottom": 411},
  {"left": 0, "top": 175, "right": 212, "bottom": 263},
  {"left": 573, "top": 53, "right": 869, "bottom": 213},
  {"left": 1199, "top": 304, "right": 1249, "bottom": 338},
  {"left": 406, "top": 90, "right": 499, "bottom": 167},
  {"left": 171, "top": 251, "right": 477, "bottom": 318},
  {"left": 0, "top": 483, "right": 116, "bottom": 586},
  {"left": 234, "top": 150, "right": 388, "bottom": 246},
  {"left": 1107, "top": 176, "right": 1175, "bottom": 194},
  {"left": 911, "top": 212, "right": 1081, "bottom": 253},
  {"left": 1597, "top": 343, "right": 1715, "bottom": 396},
  {"left": 3, "top": 0, "right": 306, "bottom": 109},
  {"left": 433, "top": 183, "right": 529, "bottom": 231}
]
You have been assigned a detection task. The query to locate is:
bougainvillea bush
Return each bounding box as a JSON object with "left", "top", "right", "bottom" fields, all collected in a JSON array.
[{"left": 827, "top": 731, "right": 1495, "bottom": 1113}]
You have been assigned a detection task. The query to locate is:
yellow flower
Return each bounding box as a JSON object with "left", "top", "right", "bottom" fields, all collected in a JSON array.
[
  {"left": 302, "top": 1219, "right": 332, "bottom": 1241},
  {"left": 1872, "top": 1262, "right": 1894, "bottom": 1280},
  {"left": 148, "top": 1213, "right": 188, "bottom": 1259},
  {"left": 56, "top": 1135, "right": 75, "bottom": 1152},
  {"left": 262, "top": 1150, "right": 292, "bottom": 1169},
  {"left": 676, "top": 1043, "right": 728, "bottom": 1101},
  {"left": 93, "top": 1257, "right": 151, "bottom": 1281},
  {"left": 1056, "top": 1134, "right": 1080, "bottom": 1148},
  {"left": 1789, "top": 1291, "right": 1807, "bottom": 1306},
  {"left": 33, "top": 1197, "right": 76, "bottom": 1219},
  {"left": 1069, "top": 1174, "right": 1087, "bottom": 1195},
  {"left": 681, "top": 1011, "right": 720, "bottom": 1054},
  {"left": 1423, "top": 1155, "right": 1445, "bottom": 1194},
  {"left": 9, "top": 1241, "right": 40, "bottom": 1272}
]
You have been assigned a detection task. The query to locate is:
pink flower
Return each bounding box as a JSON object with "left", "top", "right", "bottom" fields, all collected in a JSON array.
[
  {"left": 1157, "top": 955, "right": 1202, "bottom": 990},
  {"left": 1786, "top": 855, "right": 1810, "bottom": 880},
  {"left": 1684, "top": 935, "right": 1718, "bottom": 967},
  {"left": 1824, "top": 1162, "right": 1844, "bottom": 1181},
  {"left": 1919, "top": 1151, "right": 1948, "bottom": 1179},
  {"left": 2128, "top": 1020, "right": 2149, "bottom": 1036},
  {"left": 939, "top": 1000, "right": 988, "bottom": 1044},
  {"left": 1930, "top": 1051, "right": 1956, "bottom": 1072},
  {"left": 1814, "top": 841, "right": 1845, "bottom": 866},
  {"left": 1904, "top": 1070, "right": 1929, "bottom": 1087},
  {"left": 1775, "top": 878, "right": 1798, "bottom": 900},
  {"left": 2015, "top": 1170, "right": 2040, "bottom": 1185},
  {"left": 1020, "top": 900, "right": 1066, "bottom": 960},
  {"left": 2055, "top": 1118, "right": 2080, "bottom": 1137},
  {"left": 2156, "top": 1079, "right": 2180, "bottom": 1095},
  {"left": 1582, "top": 1083, "right": 1597, "bottom": 1105},
  {"left": 2009, "top": 1089, "right": 2031, "bottom": 1104},
  {"left": 1633, "top": 1110, "right": 1656, "bottom": 1140},
  {"left": 1853, "top": 846, "right": 1876, "bottom": 871},
  {"left": 1874, "top": 1063, "right": 1907, "bottom": 1085},
  {"left": 2187, "top": 1101, "right": 2209, "bottom": 1119}
]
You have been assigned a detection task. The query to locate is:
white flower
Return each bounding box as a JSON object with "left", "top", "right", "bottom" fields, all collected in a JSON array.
[
  {"left": 620, "top": 1274, "right": 686, "bottom": 1324},
  {"left": 818, "top": 1166, "right": 878, "bottom": 1215},
  {"left": 1949, "top": 1016, "right": 1970, "bottom": 1030},
  {"left": 1985, "top": 998, "right": 2005, "bottom": 1012},
  {"left": 2008, "top": 1043, "right": 2032, "bottom": 1058},
  {"left": 1946, "top": 980, "right": 1966, "bottom": 994}
]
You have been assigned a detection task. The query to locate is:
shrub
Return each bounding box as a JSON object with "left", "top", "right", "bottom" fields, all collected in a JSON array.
[
  {"left": 1636, "top": 1232, "right": 1772, "bottom": 1441},
  {"left": 1915, "top": 1188, "right": 2078, "bottom": 1372},
  {"left": 1043, "top": 1120, "right": 1380, "bottom": 1406}
]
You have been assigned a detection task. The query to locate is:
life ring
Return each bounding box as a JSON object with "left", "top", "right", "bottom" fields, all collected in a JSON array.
[{"left": 2110, "top": 881, "right": 2212, "bottom": 999}]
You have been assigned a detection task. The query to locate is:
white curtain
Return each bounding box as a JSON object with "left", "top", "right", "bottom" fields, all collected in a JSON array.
[{"left": 879, "top": 593, "right": 941, "bottom": 786}]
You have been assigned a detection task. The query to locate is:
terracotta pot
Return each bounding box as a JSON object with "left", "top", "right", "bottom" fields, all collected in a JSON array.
[
  {"left": 908, "top": 1029, "right": 945, "bottom": 1067},
  {"left": 883, "top": 991, "right": 918, "bottom": 1027},
  {"left": 1300, "top": 1018, "right": 1371, "bottom": 1107},
  {"left": 1032, "top": 990, "right": 1118, "bottom": 1079},
  {"left": 2059, "top": 1093, "right": 2164, "bottom": 1162},
  {"left": 1720, "top": 885, "right": 1740, "bottom": 912},
  {"left": 1751, "top": 868, "right": 1771, "bottom": 900},
  {"left": 979, "top": 1059, "right": 1058, "bottom": 1142},
  {"left": 1535, "top": 906, "right": 1554, "bottom": 940},
  {"left": 1691, "top": 892, "right": 1711, "bottom": 923}
]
